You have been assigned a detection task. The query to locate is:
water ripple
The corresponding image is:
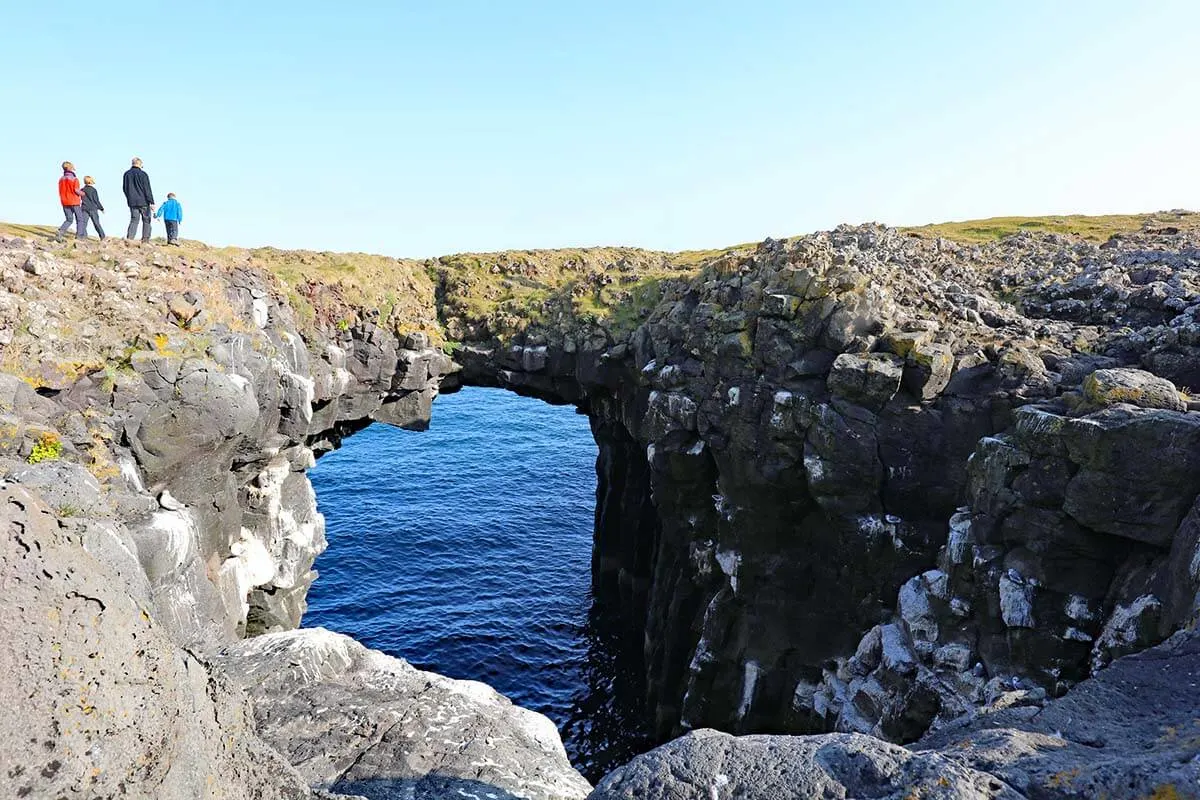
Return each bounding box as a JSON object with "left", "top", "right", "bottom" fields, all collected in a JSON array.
[{"left": 304, "top": 386, "right": 649, "bottom": 781}]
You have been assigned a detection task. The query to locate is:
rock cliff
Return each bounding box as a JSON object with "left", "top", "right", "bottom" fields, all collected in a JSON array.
[
  {"left": 2, "top": 211, "right": 1199, "bottom": 798},
  {"left": 0, "top": 232, "right": 584, "bottom": 799},
  {"left": 442, "top": 215, "right": 1200, "bottom": 750}
]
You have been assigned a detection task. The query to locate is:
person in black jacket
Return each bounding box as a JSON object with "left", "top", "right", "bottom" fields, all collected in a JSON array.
[
  {"left": 80, "top": 176, "right": 105, "bottom": 239},
  {"left": 122, "top": 157, "right": 155, "bottom": 242}
]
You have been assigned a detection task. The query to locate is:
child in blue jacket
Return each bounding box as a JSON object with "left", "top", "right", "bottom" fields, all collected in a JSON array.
[{"left": 154, "top": 193, "right": 184, "bottom": 246}]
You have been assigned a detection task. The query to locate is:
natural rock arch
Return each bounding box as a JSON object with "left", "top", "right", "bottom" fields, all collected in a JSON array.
[{"left": 5, "top": 216, "right": 1200, "bottom": 798}]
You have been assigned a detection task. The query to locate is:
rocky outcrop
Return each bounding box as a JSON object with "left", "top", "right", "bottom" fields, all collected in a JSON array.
[
  {"left": 915, "top": 628, "right": 1200, "bottom": 799},
  {"left": 446, "top": 223, "right": 1200, "bottom": 744},
  {"left": 811, "top": 389, "right": 1200, "bottom": 743},
  {"left": 214, "top": 629, "right": 591, "bottom": 800},
  {"left": 589, "top": 626, "right": 1200, "bottom": 799},
  {"left": 0, "top": 484, "right": 316, "bottom": 800},
  {"left": 590, "top": 729, "right": 1019, "bottom": 799}
]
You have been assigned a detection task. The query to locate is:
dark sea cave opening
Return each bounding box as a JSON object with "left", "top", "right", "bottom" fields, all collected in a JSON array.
[{"left": 303, "top": 385, "right": 652, "bottom": 782}]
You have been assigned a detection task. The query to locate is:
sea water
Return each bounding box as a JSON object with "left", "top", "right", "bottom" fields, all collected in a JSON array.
[{"left": 304, "top": 386, "right": 649, "bottom": 781}]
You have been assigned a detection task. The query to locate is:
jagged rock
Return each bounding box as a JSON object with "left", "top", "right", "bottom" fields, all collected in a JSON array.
[
  {"left": 0, "top": 485, "right": 317, "bottom": 800},
  {"left": 22, "top": 252, "right": 52, "bottom": 275},
  {"left": 214, "top": 629, "right": 592, "bottom": 800},
  {"left": 826, "top": 352, "right": 903, "bottom": 411},
  {"left": 917, "top": 629, "right": 1200, "bottom": 800},
  {"left": 1091, "top": 594, "right": 1163, "bottom": 671},
  {"left": 1082, "top": 367, "right": 1185, "bottom": 411},
  {"left": 902, "top": 342, "right": 954, "bottom": 399},
  {"left": 167, "top": 293, "right": 202, "bottom": 326},
  {"left": 589, "top": 729, "right": 1019, "bottom": 799}
]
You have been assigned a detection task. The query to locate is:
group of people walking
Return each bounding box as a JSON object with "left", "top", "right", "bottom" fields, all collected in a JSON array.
[{"left": 57, "top": 158, "right": 183, "bottom": 245}]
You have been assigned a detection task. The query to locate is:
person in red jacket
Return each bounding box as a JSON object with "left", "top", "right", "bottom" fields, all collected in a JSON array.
[{"left": 56, "top": 161, "right": 84, "bottom": 241}]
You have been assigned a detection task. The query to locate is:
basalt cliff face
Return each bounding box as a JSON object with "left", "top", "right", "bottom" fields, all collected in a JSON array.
[
  {"left": 2, "top": 212, "right": 1200, "bottom": 799},
  {"left": 443, "top": 218, "right": 1200, "bottom": 747}
]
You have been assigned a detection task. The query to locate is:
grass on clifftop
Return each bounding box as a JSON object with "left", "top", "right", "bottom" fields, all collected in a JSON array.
[
  {"left": 902, "top": 210, "right": 1198, "bottom": 244},
  {"left": 6, "top": 210, "right": 1195, "bottom": 348},
  {"left": 433, "top": 247, "right": 696, "bottom": 342},
  {"left": 0, "top": 222, "right": 748, "bottom": 344},
  {"left": 0, "top": 222, "right": 441, "bottom": 341}
]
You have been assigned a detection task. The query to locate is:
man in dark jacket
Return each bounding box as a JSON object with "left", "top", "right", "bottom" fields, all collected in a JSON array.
[{"left": 122, "top": 157, "right": 155, "bottom": 242}]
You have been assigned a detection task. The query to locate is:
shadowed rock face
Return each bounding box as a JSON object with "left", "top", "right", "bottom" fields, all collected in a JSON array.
[
  {"left": 446, "top": 223, "right": 1200, "bottom": 746},
  {"left": 809, "top": 402, "right": 1200, "bottom": 745}
]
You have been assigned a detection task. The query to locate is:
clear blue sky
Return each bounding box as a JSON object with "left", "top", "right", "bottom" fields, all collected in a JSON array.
[{"left": 2, "top": 1, "right": 1197, "bottom": 257}]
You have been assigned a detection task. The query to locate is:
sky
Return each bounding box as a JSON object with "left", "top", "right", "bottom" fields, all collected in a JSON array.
[{"left": 1, "top": 1, "right": 1197, "bottom": 257}]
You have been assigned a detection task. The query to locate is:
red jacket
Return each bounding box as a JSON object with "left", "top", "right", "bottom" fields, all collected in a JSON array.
[{"left": 58, "top": 172, "right": 81, "bottom": 206}]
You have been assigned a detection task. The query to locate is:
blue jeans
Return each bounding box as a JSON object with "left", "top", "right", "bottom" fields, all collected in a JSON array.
[
  {"left": 127, "top": 206, "right": 151, "bottom": 241},
  {"left": 164, "top": 219, "right": 179, "bottom": 243},
  {"left": 57, "top": 205, "right": 83, "bottom": 238},
  {"left": 83, "top": 208, "right": 104, "bottom": 239}
]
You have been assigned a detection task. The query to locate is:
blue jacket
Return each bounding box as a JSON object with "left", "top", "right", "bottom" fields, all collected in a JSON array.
[{"left": 155, "top": 198, "right": 183, "bottom": 222}]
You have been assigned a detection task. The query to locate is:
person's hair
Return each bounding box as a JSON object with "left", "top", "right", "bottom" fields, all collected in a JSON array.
[
  {"left": 167, "top": 192, "right": 176, "bottom": 198},
  {"left": 62, "top": 161, "right": 73, "bottom": 171},
  {"left": 131, "top": 157, "right": 143, "bottom": 167},
  {"left": 84, "top": 176, "right": 95, "bottom": 185}
]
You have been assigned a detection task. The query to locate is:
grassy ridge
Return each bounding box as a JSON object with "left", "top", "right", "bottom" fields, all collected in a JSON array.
[
  {"left": 901, "top": 210, "right": 1197, "bottom": 244},
  {"left": 0, "top": 223, "right": 441, "bottom": 340},
  {"left": 5, "top": 210, "right": 1194, "bottom": 347}
]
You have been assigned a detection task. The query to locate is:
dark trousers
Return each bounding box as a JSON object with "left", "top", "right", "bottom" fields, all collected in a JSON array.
[
  {"left": 127, "top": 206, "right": 151, "bottom": 241},
  {"left": 164, "top": 219, "right": 179, "bottom": 243},
  {"left": 83, "top": 208, "right": 104, "bottom": 239},
  {"left": 57, "top": 205, "right": 83, "bottom": 238}
]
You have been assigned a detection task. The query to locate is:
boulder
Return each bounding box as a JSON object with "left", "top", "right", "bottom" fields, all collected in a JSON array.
[
  {"left": 589, "top": 729, "right": 1019, "bottom": 799},
  {"left": 826, "top": 352, "right": 903, "bottom": 412},
  {"left": 214, "top": 628, "right": 592, "bottom": 800},
  {"left": 902, "top": 342, "right": 954, "bottom": 400},
  {"left": 1062, "top": 407, "right": 1200, "bottom": 545},
  {"left": 1082, "top": 367, "right": 1185, "bottom": 412}
]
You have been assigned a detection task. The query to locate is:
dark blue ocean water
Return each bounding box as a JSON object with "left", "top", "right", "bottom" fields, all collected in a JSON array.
[{"left": 304, "top": 386, "right": 648, "bottom": 781}]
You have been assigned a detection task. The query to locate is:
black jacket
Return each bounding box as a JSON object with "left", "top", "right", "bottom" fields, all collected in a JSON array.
[
  {"left": 122, "top": 167, "right": 154, "bottom": 207},
  {"left": 81, "top": 185, "right": 104, "bottom": 212}
]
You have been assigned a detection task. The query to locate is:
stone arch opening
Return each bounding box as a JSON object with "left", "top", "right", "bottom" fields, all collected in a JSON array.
[{"left": 302, "top": 385, "right": 654, "bottom": 780}]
